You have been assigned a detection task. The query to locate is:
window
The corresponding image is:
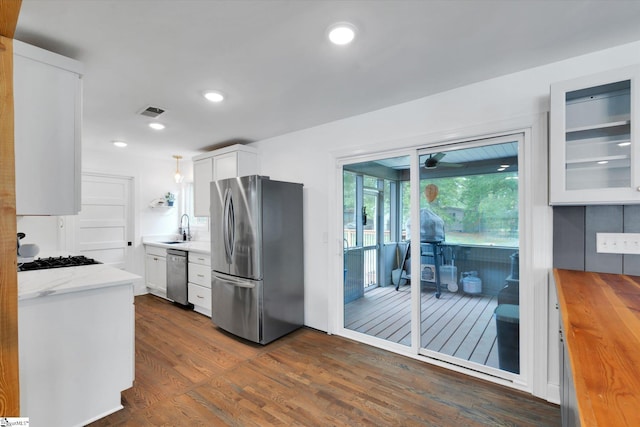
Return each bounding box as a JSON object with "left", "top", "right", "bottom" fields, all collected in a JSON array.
[{"left": 182, "top": 183, "right": 209, "bottom": 232}]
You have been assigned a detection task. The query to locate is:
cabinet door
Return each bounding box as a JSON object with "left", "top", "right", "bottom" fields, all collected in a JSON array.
[
  {"left": 195, "top": 146, "right": 259, "bottom": 217},
  {"left": 213, "top": 151, "right": 259, "bottom": 181},
  {"left": 193, "top": 158, "right": 213, "bottom": 217},
  {"left": 236, "top": 151, "right": 259, "bottom": 178},
  {"left": 188, "top": 262, "right": 211, "bottom": 288},
  {"left": 145, "top": 254, "right": 167, "bottom": 295},
  {"left": 188, "top": 282, "right": 212, "bottom": 317},
  {"left": 550, "top": 65, "right": 640, "bottom": 205},
  {"left": 213, "top": 152, "right": 238, "bottom": 181},
  {"left": 14, "top": 43, "right": 82, "bottom": 215}
]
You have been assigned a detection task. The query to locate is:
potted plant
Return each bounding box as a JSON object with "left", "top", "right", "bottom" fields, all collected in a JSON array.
[{"left": 165, "top": 192, "right": 176, "bottom": 206}]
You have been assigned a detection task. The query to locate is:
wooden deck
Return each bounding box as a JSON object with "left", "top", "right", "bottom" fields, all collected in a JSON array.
[{"left": 345, "top": 285, "right": 499, "bottom": 369}]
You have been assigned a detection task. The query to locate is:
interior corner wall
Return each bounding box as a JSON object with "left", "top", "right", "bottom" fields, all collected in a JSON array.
[{"left": 553, "top": 205, "right": 640, "bottom": 275}]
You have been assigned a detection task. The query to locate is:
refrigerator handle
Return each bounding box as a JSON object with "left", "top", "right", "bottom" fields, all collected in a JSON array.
[
  {"left": 223, "top": 188, "right": 235, "bottom": 264},
  {"left": 213, "top": 272, "right": 256, "bottom": 289}
]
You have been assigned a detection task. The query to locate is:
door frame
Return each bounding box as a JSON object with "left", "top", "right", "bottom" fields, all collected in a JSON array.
[
  {"left": 329, "top": 113, "right": 551, "bottom": 399},
  {"left": 60, "top": 172, "right": 135, "bottom": 271}
]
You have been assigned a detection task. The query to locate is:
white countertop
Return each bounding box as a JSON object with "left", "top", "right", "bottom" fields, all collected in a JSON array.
[
  {"left": 143, "top": 238, "right": 211, "bottom": 254},
  {"left": 18, "top": 264, "right": 141, "bottom": 301}
]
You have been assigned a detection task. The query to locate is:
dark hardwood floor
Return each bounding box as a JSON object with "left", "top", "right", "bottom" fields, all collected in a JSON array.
[{"left": 90, "top": 294, "right": 559, "bottom": 426}]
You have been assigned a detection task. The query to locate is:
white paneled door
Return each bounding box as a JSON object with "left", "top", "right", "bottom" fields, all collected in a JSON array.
[{"left": 68, "top": 173, "right": 134, "bottom": 270}]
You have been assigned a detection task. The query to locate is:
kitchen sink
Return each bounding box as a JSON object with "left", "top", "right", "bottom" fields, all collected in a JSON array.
[{"left": 161, "top": 241, "right": 186, "bottom": 244}]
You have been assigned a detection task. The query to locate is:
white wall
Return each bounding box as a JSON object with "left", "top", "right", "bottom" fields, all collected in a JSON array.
[
  {"left": 251, "top": 39, "right": 640, "bottom": 400},
  {"left": 16, "top": 216, "right": 59, "bottom": 254},
  {"left": 83, "top": 149, "right": 198, "bottom": 283},
  {"left": 82, "top": 148, "right": 196, "bottom": 236},
  {"left": 17, "top": 148, "right": 197, "bottom": 288}
]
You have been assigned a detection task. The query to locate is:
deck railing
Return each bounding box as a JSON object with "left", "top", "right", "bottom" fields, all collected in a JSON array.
[{"left": 344, "top": 230, "right": 380, "bottom": 291}]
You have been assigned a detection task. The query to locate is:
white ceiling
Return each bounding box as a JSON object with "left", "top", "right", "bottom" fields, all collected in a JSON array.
[{"left": 14, "top": 0, "right": 640, "bottom": 160}]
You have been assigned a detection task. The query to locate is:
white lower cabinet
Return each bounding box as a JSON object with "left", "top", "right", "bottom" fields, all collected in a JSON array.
[
  {"left": 188, "top": 252, "right": 211, "bottom": 316},
  {"left": 145, "top": 245, "right": 167, "bottom": 298},
  {"left": 19, "top": 284, "right": 134, "bottom": 427},
  {"left": 188, "top": 283, "right": 212, "bottom": 316}
]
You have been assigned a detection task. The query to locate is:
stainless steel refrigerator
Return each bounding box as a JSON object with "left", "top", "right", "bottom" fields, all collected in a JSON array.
[{"left": 210, "top": 175, "right": 304, "bottom": 344}]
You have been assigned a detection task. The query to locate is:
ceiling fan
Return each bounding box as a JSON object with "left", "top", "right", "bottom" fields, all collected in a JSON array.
[{"left": 424, "top": 152, "right": 463, "bottom": 169}]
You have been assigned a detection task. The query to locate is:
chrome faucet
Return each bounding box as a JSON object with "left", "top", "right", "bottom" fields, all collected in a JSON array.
[{"left": 179, "top": 214, "right": 191, "bottom": 241}]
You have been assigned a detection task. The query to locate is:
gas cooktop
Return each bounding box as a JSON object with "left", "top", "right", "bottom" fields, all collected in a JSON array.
[{"left": 18, "top": 255, "right": 102, "bottom": 272}]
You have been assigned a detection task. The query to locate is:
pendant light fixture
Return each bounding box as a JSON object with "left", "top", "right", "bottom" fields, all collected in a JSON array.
[{"left": 173, "top": 155, "right": 184, "bottom": 183}]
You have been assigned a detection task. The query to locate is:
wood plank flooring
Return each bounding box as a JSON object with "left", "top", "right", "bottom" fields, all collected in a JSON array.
[
  {"left": 345, "top": 286, "right": 500, "bottom": 368},
  {"left": 90, "top": 294, "right": 558, "bottom": 426}
]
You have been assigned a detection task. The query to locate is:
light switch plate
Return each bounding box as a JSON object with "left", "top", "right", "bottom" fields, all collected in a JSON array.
[{"left": 596, "top": 233, "right": 640, "bottom": 254}]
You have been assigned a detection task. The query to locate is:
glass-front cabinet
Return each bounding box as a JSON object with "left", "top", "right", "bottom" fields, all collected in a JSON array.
[{"left": 550, "top": 65, "right": 640, "bottom": 205}]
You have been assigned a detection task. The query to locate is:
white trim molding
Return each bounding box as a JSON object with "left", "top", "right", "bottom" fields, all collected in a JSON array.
[{"left": 329, "top": 112, "right": 554, "bottom": 401}]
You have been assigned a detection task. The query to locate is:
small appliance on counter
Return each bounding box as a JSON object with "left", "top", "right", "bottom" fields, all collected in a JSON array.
[
  {"left": 17, "top": 231, "right": 40, "bottom": 264},
  {"left": 210, "top": 175, "right": 304, "bottom": 345}
]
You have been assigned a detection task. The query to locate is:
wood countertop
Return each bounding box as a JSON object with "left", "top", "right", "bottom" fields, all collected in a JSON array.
[{"left": 554, "top": 269, "right": 640, "bottom": 427}]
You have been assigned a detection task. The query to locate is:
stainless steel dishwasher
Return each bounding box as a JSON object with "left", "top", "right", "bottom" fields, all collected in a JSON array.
[{"left": 166, "top": 249, "right": 188, "bottom": 305}]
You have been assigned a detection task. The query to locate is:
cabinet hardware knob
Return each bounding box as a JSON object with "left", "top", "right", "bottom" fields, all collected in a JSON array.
[
  {"left": 197, "top": 274, "right": 204, "bottom": 277},
  {"left": 197, "top": 295, "right": 204, "bottom": 299}
]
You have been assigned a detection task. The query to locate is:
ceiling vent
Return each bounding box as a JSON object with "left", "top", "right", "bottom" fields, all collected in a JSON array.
[{"left": 138, "top": 106, "right": 166, "bottom": 118}]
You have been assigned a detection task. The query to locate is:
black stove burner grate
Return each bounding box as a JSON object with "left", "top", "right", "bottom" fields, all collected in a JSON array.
[{"left": 19, "top": 255, "right": 102, "bottom": 272}]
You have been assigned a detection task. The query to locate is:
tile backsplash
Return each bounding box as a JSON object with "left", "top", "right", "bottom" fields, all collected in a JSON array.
[{"left": 553, "top": 205, "right": 640, "bottom": 276}]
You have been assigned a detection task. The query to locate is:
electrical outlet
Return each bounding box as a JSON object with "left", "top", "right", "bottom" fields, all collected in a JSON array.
[{"left": 596, "top": 233, "right": 640, "bottom": 254}]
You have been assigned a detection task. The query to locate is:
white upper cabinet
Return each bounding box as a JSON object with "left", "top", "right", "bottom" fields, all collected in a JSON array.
[
  {"left": 14, "top": 40, "right": 83, "bottom": 215},
  {"left": 550, "top": 65, "right": 640, "bottom": 205},
  {"left": 193, "top": 144, "right": 259, "bottom": 217}
]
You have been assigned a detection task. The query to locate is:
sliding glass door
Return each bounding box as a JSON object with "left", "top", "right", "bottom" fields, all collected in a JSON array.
[
  {"left": 340, "top": 134, "right": 522, "bottom": 379},
  {"left": 342, "top": 156, "right": 412, "bottom": 346},
  {"left": 417, "top": 135, "right": 521, "bottom": 375}
]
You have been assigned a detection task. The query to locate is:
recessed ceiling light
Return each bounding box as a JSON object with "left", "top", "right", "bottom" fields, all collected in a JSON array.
[
  {"left": 112, "top": 140, "right": 127, "bottom": 148},
  {"left": 497, "top": 167, "right": 507, "bottom": 172},
  {"left": 500, "top": 164, "right": 510, "bottom": 168},
  {"left": 204, "top": 91, "right": 224, "bottom": 103},
  {"left": 597, "top": 160, "right": 609, "bottom": 165},
  {"left": 149, "top": 122, "right": 165, "bottom": 130},
  {"left": 328, "top": 22, "right": 356, "bottom": 45},
  {"left": 618, "top": 141, "right": 631, "bottom": 147}
]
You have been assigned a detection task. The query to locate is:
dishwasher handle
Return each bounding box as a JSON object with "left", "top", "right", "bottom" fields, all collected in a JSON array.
[{"left": 167, "top": 248, "right": 187, "bottom": 257}]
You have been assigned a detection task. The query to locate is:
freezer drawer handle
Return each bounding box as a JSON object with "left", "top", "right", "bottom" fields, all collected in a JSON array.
[{"left": 214, "top": 273, "right": 256, "bottom": 289}]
